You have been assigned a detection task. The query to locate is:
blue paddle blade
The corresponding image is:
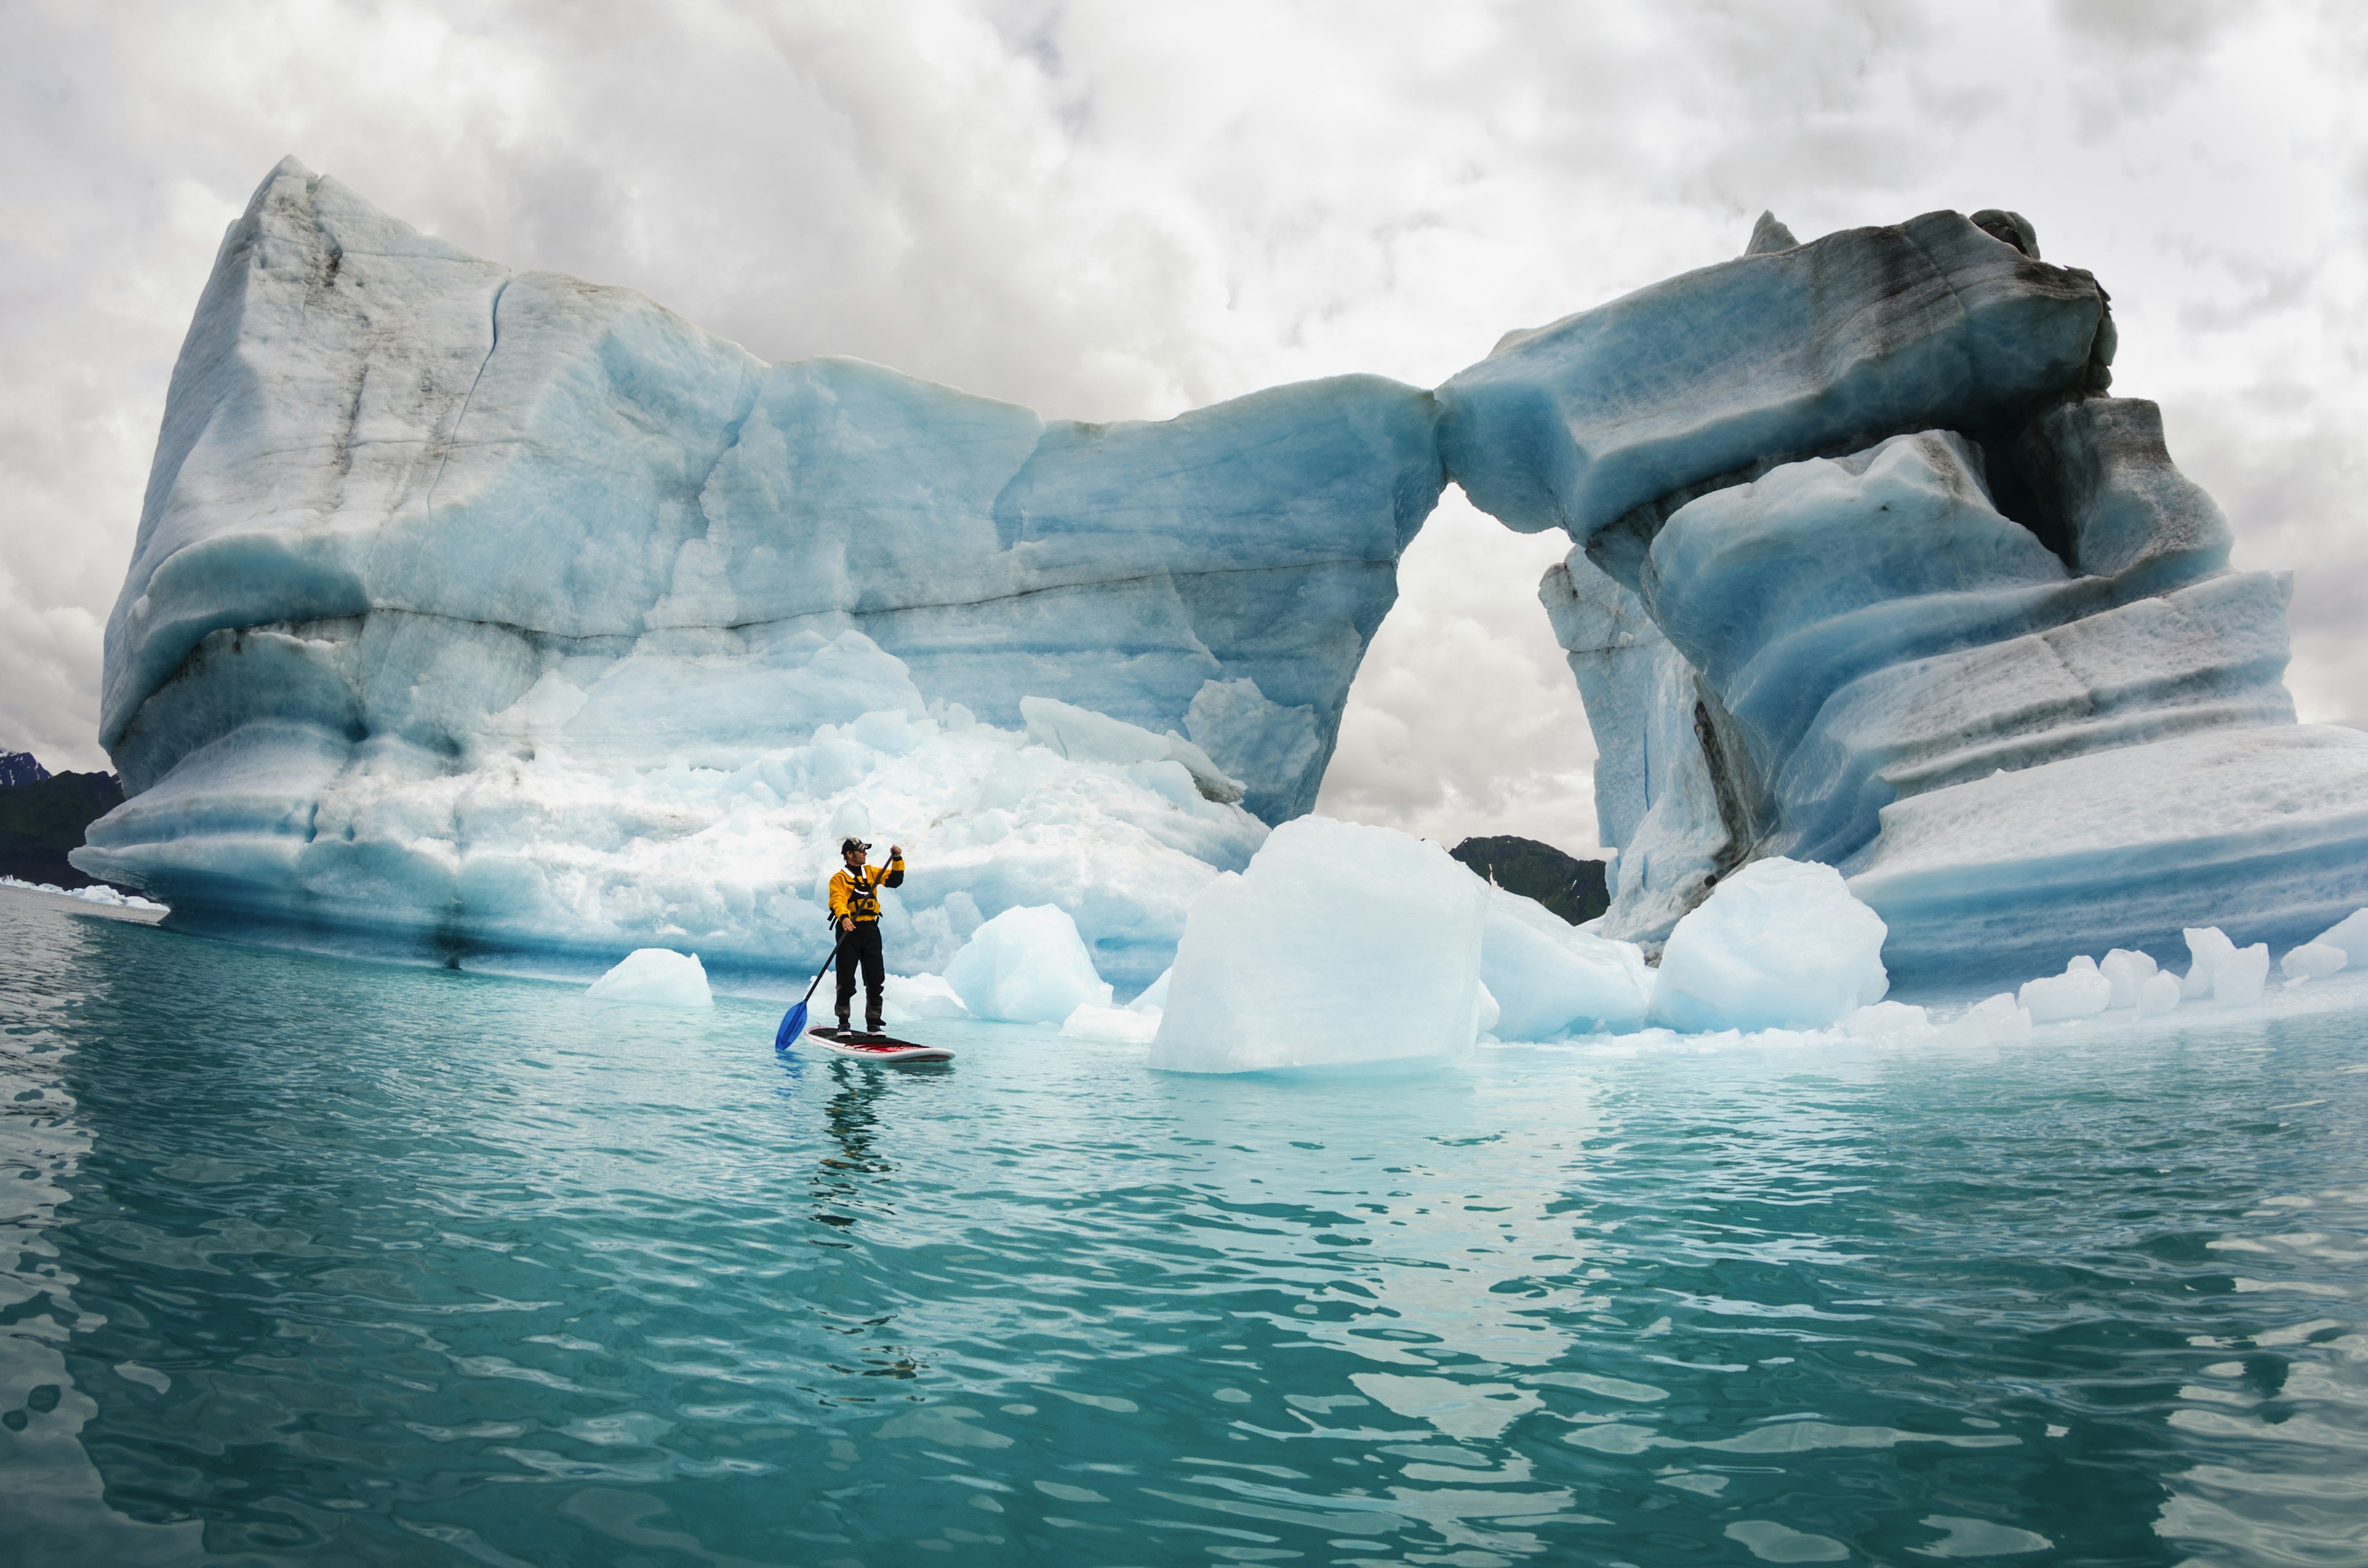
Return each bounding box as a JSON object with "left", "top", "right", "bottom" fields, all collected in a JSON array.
[{"left": 774, "top": 998, "right": 808, "bottom": 1051}]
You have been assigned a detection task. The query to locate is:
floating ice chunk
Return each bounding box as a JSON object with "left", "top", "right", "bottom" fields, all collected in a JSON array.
[
  {"left": 586, "top": 948, "right": 712, "bottom": 1008},
  {"left": 2308, "top": 909, "right": 2368, "bottom": 967},
  {"left": 944, "top": 905, "right": 1113, "bottom": 1025},
  {"left": 1479, "top": 884, "right": 1652, "bottom": 1039},
  {"left": 2137, "top": 972, "right": 2182, "bottom": 1017},
  {"left": 2282, "top": 942, "right": 2348, "bottom": 982},
  {"left": 883, "top": 973, "right": 972, "bottom": 1024},
  {"left": 2020, "top": 956, "right": 2113, "bottom": 1024},
  {"left": 2213, "top": 943, "right": 2270, "bottom": 1006},
  {"left": 1648, "top": 858, "right": 1888, "bottom": 1033},
  {"left": 1059, "top": 1004, "right": 1161, "bottom": 1045},
  {"left": 2182, "top": 927, "right": 2239, "bottom": 999},
  {"left": 1149, "top": 817, "right": 1489, "bottom": 1075},
  {"left": 2099, "top": 948, "right": 2158, "bottom": 1008},
  {"left": 1128, "top": 967, "right": 1172, "bottom": 1014}
]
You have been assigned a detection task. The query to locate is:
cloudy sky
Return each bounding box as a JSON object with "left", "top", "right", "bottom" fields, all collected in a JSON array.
[{"left": 5, "top": 0, "right": 2363, "bottom": 853}]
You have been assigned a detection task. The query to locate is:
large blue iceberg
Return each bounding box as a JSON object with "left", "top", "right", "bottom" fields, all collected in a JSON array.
[
  {"left": 1503, "top": 213, "right": 2368, "bottom": 981},
  {"left": 76, "top": 170, "right": 2368, "bottom": 992},
  {"left": 75, "top": 159, "right": 1440, "bottom": 985}
]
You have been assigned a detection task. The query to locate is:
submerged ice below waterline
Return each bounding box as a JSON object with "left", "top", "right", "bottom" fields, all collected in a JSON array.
[{"left": 4, "top": 894, "right": 2366, "bottom": 1567}]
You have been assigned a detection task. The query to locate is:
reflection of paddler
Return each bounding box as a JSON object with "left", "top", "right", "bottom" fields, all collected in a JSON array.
[
  {"left": 813, "top": 1065, "right": 891, "bottom": 1238},
  {"left": 828, "top": 837, "right": 904, "bottom": 1035}
]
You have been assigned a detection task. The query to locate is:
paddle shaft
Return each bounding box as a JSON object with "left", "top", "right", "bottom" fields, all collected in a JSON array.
[{"left": 800, "top": 929, "right": 846, "bottom": 1003}]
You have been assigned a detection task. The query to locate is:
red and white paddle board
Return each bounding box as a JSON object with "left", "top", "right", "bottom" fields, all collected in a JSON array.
[{"left": 807, "top": 1027, "right": 955, "bottom": 1064}]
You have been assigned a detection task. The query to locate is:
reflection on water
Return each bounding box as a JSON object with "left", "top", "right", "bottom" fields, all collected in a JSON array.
[{"left": 1, "top": 886, "right": 2365, "bottom": 1565}]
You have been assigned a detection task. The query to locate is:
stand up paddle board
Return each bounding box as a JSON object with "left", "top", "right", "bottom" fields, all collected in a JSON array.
[{"left": 807, "top": 1027, "right": 954, "bottom": 1064}]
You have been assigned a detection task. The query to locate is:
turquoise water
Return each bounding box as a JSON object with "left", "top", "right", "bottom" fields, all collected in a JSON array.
[{"left": 3, "top": 891, "right": 2365, "bottom": 1566}]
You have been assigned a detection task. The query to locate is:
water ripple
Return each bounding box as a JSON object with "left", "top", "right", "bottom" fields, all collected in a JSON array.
[{"left": 2, "top": 892, "right": 2366, "bottom": 1563}]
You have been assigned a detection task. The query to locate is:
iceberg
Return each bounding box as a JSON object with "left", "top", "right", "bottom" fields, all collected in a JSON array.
[
  {"left": 1150, "top": 818, "right": 1488, "bottom": 1075},
  {"left": 74, "top": 160, "right": 1441, "bottom": 984},
  {"left": 944, "top": 903, "right": 1112, "bottom": 1025},
  {"left": 1479, "top": 212, "right": 2368, "bottom": 981},
  {"left": 73, "top": 168, "right": 2368, "bottom": 999},
  {"left": 1648, "top": 858, "right": 1889, "bottom": 1033}
]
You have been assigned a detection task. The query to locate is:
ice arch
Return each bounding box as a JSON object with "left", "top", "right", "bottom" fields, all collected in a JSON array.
[
  {"left": 1439, "top": 209, "right": 2368, "bottom": 980},
  {"left": 76, "top": 166, "right": 2368, "bottom": 987}
]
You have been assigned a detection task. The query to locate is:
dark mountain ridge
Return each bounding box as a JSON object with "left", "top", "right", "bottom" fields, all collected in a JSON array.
[
  {"left": 1, "top": 757, "right": 127, "bottom": 890},
  {"left": 1450, "top": 834, "right": 1610, "bottom": 926}
]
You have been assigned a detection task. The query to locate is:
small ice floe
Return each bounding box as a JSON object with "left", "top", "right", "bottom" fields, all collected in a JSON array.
[
  {"left": 2099, "top": 948, "right": 2156, "bottom": 1007},
  {"left": 2182, "top": 927, "right": 2269, "bottom": 1006},
  {"left": 586, "top": 948, "right": 712, "bottom": 1008},
  {"left": 944, "top": 905, "right": 1111, "bottom": 1024},
  {"left": 1651, "top": 858, "right": 1888, "bottom": 1033},
  {"left": 883, "top": 973, "right": 971, "bottom": 1023},
  {"left": 1150, "top": 816, "right": 1490, "bottom": 1075},
  {"left": 2282, "top": 942, "right": 2347, "bottom": 983},
  {"left": 2020, "top": 956, "right": 2113, "bottom": 1023}
]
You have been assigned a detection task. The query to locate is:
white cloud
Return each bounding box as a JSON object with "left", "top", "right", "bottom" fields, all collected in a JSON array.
[{"left": 2, "top": 0, "right": 2362, "bottom": 855}]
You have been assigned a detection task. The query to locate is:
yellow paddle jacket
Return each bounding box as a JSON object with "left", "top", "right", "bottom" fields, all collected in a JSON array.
[{"left": 829, "top": 855, "right": 905, "bottom": 924}]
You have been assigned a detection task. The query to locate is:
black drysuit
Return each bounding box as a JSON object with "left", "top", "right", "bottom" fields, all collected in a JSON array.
[{"left": 828, "top": 856, "right": 903, "bottom": 1030}]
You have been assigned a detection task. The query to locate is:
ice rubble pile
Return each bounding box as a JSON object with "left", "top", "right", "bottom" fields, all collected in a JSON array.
[
  {"left": 1151, "top": 820, "right": 2368, "bottom": 1073},
  {"left": 76, "top": 164, "right": 2368, "bottom": 995},
  {"left": 1507, "top": 212, "right": 2368, "bottom": 981}
]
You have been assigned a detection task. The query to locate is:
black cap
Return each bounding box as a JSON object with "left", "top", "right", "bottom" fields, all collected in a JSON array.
[{"left": 841, "top": 837, "right": 870, "bottom": 855}]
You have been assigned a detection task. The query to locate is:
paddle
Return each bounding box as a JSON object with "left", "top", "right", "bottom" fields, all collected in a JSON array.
[{"left": 773, "top": 931, "right": 845, "bottom": 1051}]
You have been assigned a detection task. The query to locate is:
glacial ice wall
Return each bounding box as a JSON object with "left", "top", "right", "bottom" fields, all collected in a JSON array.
[
  {"left": 75, "top": 159, "right": 1442, "bottom": 982},
  {"left": 1489, "top": 211, "right": 2368, "bottom": 979}
]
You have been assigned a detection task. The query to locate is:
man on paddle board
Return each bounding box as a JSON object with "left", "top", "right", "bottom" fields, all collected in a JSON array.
[{"left": 829, "top": 837, "right": 904, "bottom": 1035}]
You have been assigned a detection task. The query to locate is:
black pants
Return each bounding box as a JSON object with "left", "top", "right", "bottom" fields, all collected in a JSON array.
[{"left": 834, "top": 922, "right": 885, "bottom": 1029}]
